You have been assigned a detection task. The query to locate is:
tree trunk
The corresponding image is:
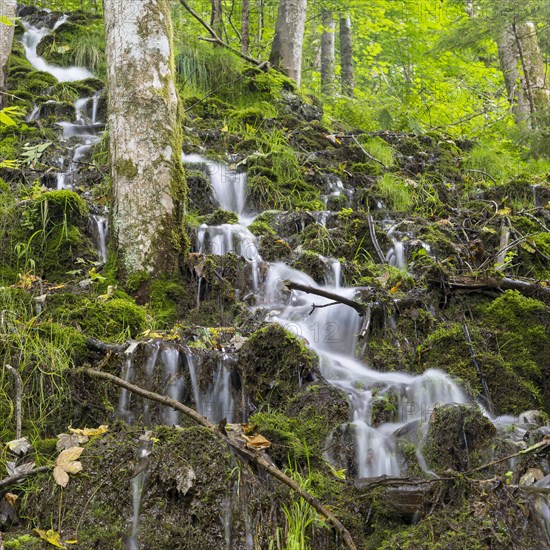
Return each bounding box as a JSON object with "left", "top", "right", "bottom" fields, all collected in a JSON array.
[
  {"left": 269, "top": 0, "right": 308, "bottom": 86},
  {"left": 211, "top": 0, "right": 223, "bottom": 38},
  {"left": 497, "top": 21, "right": 549, "bottom": 127},
  {"left": 0, "top": 0, "right": 16, "bottom": 108},
  {"left": 339, "top": 13, "right": 354, "bottom": 96},
  {"left": 320, "top": 11, "right": 335, "bottom": 97},
  {"left": 241, "top": 0, "right": 250, "bottom": 54},
  {"left": 103, "top": 0, "right": 188, "bottom": 278}
]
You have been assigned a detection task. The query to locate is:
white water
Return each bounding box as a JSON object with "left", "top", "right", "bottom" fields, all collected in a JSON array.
[
  {"left": 90, "top": 214, "right": 109, "bottom": 263},
  {"left": 21, "top": 16, "right": 94, "bottom": 82}
]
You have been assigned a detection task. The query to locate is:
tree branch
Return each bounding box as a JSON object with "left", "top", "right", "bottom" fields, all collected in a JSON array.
[
  {"left": 0, "top": 466, "right": 51, "bottom": 491},
  {"left": 285, "top": 281, "right": 366, "bottom": 315},
  {"left": 177, "top": 0, "right": 265, "bottom": 66},
  {"left": 5, "top": 365, "right": 22, "bottom": 440},
  {"left": 82, "top": 367, "right": 358, "bottom": 550}
]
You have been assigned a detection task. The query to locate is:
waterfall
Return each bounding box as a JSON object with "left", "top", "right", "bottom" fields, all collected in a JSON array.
[{"left": 21, "top": 16, "right": 94, "bottom": 82}]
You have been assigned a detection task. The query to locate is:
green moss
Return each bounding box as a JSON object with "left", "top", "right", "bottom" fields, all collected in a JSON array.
[
  {"left": 150, "top": 279, "right": 189, "bottom": 327},
  {"left": 0, "top": 135, "right": 19, "bottom": 159},
  {"left": 240, "top": 324, "right": 319, "bottom": 409},
  {"left": 247, "top": 219, "right": 276, "bottom": 236},
  {"left": 422, "top": 404, "right": 496, "bottom": 473},
  {"left": 61, "top": 298, "right": 147, "bottom": 342},
  {"left": 258, "top": 234, "right": 292, "bottom": 262},
  {"left": 115, "top": 158, "right": 138, "bottom": 179},
  {"left": 200, "top": 208, "right": 239, "bottom": 225}
]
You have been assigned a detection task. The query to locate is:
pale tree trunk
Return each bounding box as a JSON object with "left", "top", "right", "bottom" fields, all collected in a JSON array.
[
  {"left": 497, "top": 21, "right": 550, "bottom": 127},
  {"left": 269, "top": 0, "right": 308, "bottom": 86},
  {"left": 104, "top": 0, "right": 188, "bottom": 277},
  {"left": 339, "top": 13, "right": 354, "bottom": 96},
  {"left": 211, "top": 0, "right": 223, "bottom": 38},
  {"left": 0, "top": 0, "right": 16, "bottom": 108},
  {"left": 241, "top": 0, "right": 250, "bottom": 54},
  {"left": 320, "top": 11, "right": 335, "bottom": 97}
]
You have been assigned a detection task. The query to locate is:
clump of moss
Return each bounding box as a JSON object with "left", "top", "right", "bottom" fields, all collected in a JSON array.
[
  {"left": 200, "top": 208, "right": 239, "bottom": 225},
  {"left": 258, "top": 234, "right": 292, "bottom": 262},
  {"left": 150, "top": 279, "right": 190, "bottom": 327},
  {"left": 422, "top": 404, "right": 496, "bottom": 473},
  {"left": 247, "top": 219, "right": 276, "bottom": 237},
  {"left": 240, "top": 324, "right": 319, "bottom": 409},
  {"left": 62, "top": 298, "right": 147, "bottom": 342}
]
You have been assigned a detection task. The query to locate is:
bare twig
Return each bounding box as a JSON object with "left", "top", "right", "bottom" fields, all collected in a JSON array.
[
  {"left": 367, "top": 214, "right": 387, "bottom": 264},
  {"left": 177, "top": 0, "right": 264, "bottom": 66},
  {"left": 82, "top": 367, "right": 358, "bottom": 550},
  {"left": 6, "top": 365, "right": 22, "bottom": 440},
  {"left": 349, "top": 135, "right": 387, "bottom": 168},
  {"left": 285, "top": 281, "right": 366, "bottom": 315},
  {"left": 0, "top": 466, "right": 51, "bottom": 491}
]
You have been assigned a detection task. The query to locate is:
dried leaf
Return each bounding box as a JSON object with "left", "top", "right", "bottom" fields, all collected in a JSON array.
[
  {"left": 6, "top": 461, "right": 35, "bottom": 477},
  {"left": 56, "top": 433, "right": 89, "bottom": 451},
  {"left": 33, "top": 529, "right": 66, "bottom": 548},
  {"left": 69, "top": 425, "right": 108, "bottom": 437},
  {"left": 54, "top": 447, "right": 84, "bottom": 487},
  {"left": 5, "top": 493, "right": 18, "bottom": 507},
  {"left": 242, "top": 434, "right": 271, "bottom": 450},
  {"left": 6, "top": 437, "right": 31, "bottom": 455},
  {"left": 325, "top": 134, "right": 341, "bottom": 144}
]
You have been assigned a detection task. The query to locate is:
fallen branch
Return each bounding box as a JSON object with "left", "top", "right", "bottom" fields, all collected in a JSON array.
[
  {"left": 285, "top": 281, "right": 366, "bottom": 315},
  {"left": 367, "top": 214, "right": 387, "bottom": 264},
  {"left": 308, "top": 302, "right": 340, "bottom": 315},
  {"left": 0, "top": 466, "right": 51, "bottom": 491},
  {"left": 85, "top": 337, "right": 129, "bottom": 354},
  {"left": 177, "top": 0, "right": 264, "bottom": 66},
  {"left": 5, "top": 365, "right": 22, "bottom": 440},
  {"left": 82, "top": 367, "right": 358, "bottom": 550},
  {"left": 349, "top": 135, "right": 388, "bottom": 169}
]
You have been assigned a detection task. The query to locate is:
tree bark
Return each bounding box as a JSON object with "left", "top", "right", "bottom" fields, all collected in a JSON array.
[
  {"left": 0, "top": 0, "right": 16, "bottom": 108},
  {"left": 497, "top": 21, "right": 550, "bottom": 128},
  {"left": 103, "top": 0, "right": 188, "bottom": 277},
  {"left": 320, "top": 11, "right": 336, "bottom": 97},
  {"left": 339, "top": 13, "right": 354, "bottom": 96},
  {"left": 269, "top": 0, "right": 308, "bottom": 86},
  {"left": 241, "top": 0, "right": 250, "bottom": 54},
  {"left": 211, "top": 0, "right": 223, "bottom": 38}
]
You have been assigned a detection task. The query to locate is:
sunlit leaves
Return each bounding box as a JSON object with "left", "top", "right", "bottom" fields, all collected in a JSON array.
[{"left": 53, "top": 447, "right": 84, "bottom": 487}]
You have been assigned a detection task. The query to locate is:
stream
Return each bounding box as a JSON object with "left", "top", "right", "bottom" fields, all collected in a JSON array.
[{"left": 18, "top": 10, "right": 549, "bottom": 548}]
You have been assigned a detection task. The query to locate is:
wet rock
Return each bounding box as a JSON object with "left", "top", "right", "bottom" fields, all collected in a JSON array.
[
  {"left": 520, "top": 468, "right": 544, "bottom": 486},
  {"left": 422, "top": 404, "right": 496, "bottom": 473},
  {"left": 519, "top": 410, "right": 548, "bottom": 427}
]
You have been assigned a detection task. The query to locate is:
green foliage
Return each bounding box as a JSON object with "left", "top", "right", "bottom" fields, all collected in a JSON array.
[{"left": 377, "top": 173, "right": 414, "bottom": 212}]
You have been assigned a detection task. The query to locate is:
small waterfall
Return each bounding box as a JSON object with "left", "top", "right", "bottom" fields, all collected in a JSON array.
[
  {"left": 186, "top": 352, "right": 235, "bottom": 423},
  {"left": 182, "top": 153, "right": 247, "bottom": 215},
  {"left": 384, "top": 223, "right": 407, "bottom": 270},
  {"left": 90, "top": 214, "right": 109, "bottom": 263},
  {"left": 159, "top": 346, "right": 184, "bottom": 426},
  {"left": 183, "top": 153, "right": 260, "bottom": 291},
  {"left": 21, "top": 16, "right": 94, "bottom": 82},
  {"left": 118, "top": 345, "right": 139, "bottom": 424},
  {"left": 127, "top": 435, "right": 153, "bottom": 550},
  {"left": 26, "top": 105, "right": 40, "bottom": 122}
]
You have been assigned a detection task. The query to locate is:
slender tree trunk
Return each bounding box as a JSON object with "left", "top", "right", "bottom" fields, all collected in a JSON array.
[
  {"left": 269, "top": 0, "right": 308, "bottom": 86},
  {"left": 0, "top": 0, "right": 16, "bottom": 108},
  {"left": 211, "top": 0, "right": 223, "bottom": 38},
  {"left": 103, "top": 0, "right": 188, "bottom": 278},
  {"left": 497, "top": 21, "right": 549, "bottom": 128},
  {"left": 320, "top": 11, "right": 335, "bottom": 97},
  {"left": 241, "top": 0, "right": 250, "bottom": 54},
  {"left": 339, "top": 13, "right": 354, "bottom": 96}
]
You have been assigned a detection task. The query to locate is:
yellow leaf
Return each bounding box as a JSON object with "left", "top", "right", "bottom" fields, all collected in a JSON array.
[
  {"left": 54, "top": 446, "right": 84, "bottom": 487},
  {"left": 390, "top": 281, "right": 402, "bottom": 293},
  {"left": 33, "top": 528, "right": 66, "bottom": 549},
  {"left": 242, "top": 434, "right": 271, "bottom": 450},
  {"left": 69, "top": 425, "right": 109, "bottom": 437},
  {"left": 498, "top": 207, "right": 511, "bottom": 216}
]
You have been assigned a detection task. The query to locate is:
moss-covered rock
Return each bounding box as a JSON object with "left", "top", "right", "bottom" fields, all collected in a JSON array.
[
  {"left": 240, "top": 324, "right": 319, "bottom": 410},
  {"left": 422, "top": 404, "right": 496, "bottom": 473}
]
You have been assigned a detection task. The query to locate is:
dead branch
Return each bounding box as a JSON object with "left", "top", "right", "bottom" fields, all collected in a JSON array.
[
  {"left": 85, "top": 337, "right": 129, "bottom": 353},
  {"left": 5, "top": 365, "right": 22, "bottom": 440},
  {"left": 0, "top": 466, "right": 51, "bottom": 491},
  {"left": 367, "top": 214, "right": 387, "bottom": 264},
  {"left": 177, "top": 0, "right": 264, "bottom": 66},
  {"left": 82, "top": 367, "right": 358, "bottom": 550},
  {"left": 285, "top": 281, "right": 366, "bottom": 315}
]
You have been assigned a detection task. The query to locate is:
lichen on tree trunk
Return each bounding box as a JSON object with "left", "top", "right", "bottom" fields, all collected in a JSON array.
[
  {"left": 320, "top": 11, "right": 335, "bottom": 97},
  {"left": 104, "top": 0, "right": 188, "bottom": 278},
  {"left": 269, "top": 0, "right": 307, "bottom": 86},
  {"left": 0, "top": 0, "right": 16, "bottom": 107}
]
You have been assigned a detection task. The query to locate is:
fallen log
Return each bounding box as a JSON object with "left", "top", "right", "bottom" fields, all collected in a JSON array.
[
  {"left": 431, "top": 275, "right": 550, "bottom": 301},
  {"left": 82, "top": 367, "right": 358, "bottom": 550}
]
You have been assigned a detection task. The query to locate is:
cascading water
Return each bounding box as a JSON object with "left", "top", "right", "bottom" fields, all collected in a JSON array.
[
  {"left": 182, "top": 153, "right": 261, "bottom": 292},
  {"left": 90, "top": 214, "right": 109, "bottom": 263},
  {"left": 21, "top": 16, "right": 94, "bottom": 82}
]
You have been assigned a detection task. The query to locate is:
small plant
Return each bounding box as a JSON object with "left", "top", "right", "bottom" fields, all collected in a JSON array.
[{"left": 377, "top": 173, "right": 414, "bottom": 212}]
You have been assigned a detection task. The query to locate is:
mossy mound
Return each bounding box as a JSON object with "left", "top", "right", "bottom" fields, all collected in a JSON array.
[
  {"left": 240, "top": 324, "right": 319, "bottom": 410},
  {"left": 422, "top": 404, "right": 496, "bottom": 473}
]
